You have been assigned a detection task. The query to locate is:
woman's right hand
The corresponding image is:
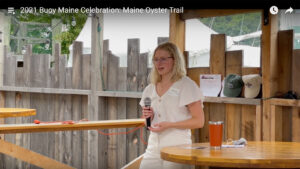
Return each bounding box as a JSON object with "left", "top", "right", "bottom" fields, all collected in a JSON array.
[{"left": 142, "top": 106, "right": 154, "bottom": 120}]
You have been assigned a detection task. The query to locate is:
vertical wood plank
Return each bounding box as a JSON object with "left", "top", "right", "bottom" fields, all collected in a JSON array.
[
  {"left": 210, "top": 34, "right": 226, "bottom": 79},
  {"left": 3, "top": 51, "right": 16, "bottom": 168},
  {"left": 255, "top": 105, "right": 262, "bottom": 141},
  {"left": 199, "top": 102, "right": 210, "bottom": 142},
  {"left": 169, "top": 13, "right": 185, "bottom": 52},
  {"left": 82, "top": 54, "right": 91, "bottom": 90},
  {"left": 103, "top": 40, "right": 109, "bottom": 90},
  {"left": 54, "top": 43, "right": 60, "bottom": 88},
  {"left": 127, "top": 39, "right": 140, "bottom": 163},
  {"left": 21, "top": 45, "right": 32, "bottom": 169},
  {"left": 72, "top": 41, "right": 83, "bottom": 89},
  {"left": 30, "top": 54, "right": 50, "bottom": 169},
  {"left": 0, "top": 91, "right": 4, "bottom": 169},
  {"left": 3, "top": 53, "right": 16, "bottom": 86},
  {"left": 59, "top": 55, "right": 66, "bottom": 89},
  {"left": 89, "top": 14, "right": 102, "bottom": 169},
  {"left": 64, "top": 67, "right": 72, "bottom": 166},
  {"left": 71, "top": 41, "right": 83, "bottom": 169},
  {"left": 138, "top": 52, "right": 148, "bottom": 155},
  {"left": 209, "top": 34, "right": 226, "bottom": 140},
  {"left": 81, "top": 54, "right": 91, "bottom": 169},
  {"left": 98, "top": 97, "right": 108, "bottom": 169},
  {"left": 277, "top": 30, "right": 293, "bottom": 142},
  {"left": 107, "top": 53, "right": 119, "bottom": 169},
  {"left": 225, "top": 50, "right": 243, "bottom": 141},
  {"left": 4, "top": 91, "right": 16, "bottom": 169},
  {"left": 23, "top": 45, "right": 32, "bottom": 87},
  {"left": 262, "top": 13, "right": 278, "bottom": 141},
  {"left": 241, "top": 105, "right": 256, "bottom": 141},
  {"left": 63, "top": 95, "right": 72, "bottom": 166},
  {"left": 292, "top": 49, "right": 300, "bottom": 141},
  {"left": 277, "top": 30, "right": 293, "bottom": 93},
  {"left": 15, "top": 65, "right": 24, "bottom": 87},
  {"left": 117, "top": 67, "right": 127, "bottom": 169}
]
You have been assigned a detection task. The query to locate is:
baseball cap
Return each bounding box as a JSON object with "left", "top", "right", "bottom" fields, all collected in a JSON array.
[
  {"left": 242, "top": 74, "right": 262, "bottom": 98},
  {"left": 223, "top": 74, "right": 244, "bottom": 97}
]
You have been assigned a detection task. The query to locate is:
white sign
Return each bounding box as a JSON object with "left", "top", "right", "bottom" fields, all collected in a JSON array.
[{"left": 199, "top": 74, "right": 222, "bottom": 97}]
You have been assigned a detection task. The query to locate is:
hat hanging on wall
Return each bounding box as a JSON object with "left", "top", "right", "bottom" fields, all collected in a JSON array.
[
  {"left": 242, "top": 74, "right": 262, "bottom": 99},
  {"left": 223, "top": 74, "right": 244, "bottom": 97}
]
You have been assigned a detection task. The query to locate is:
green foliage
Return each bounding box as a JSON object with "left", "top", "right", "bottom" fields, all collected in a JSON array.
[
  {"left": 199, "top": 12, "right": 261, "bottom": 46},
  {"left": 11, "top": 9, "right": 88, "bottom": 54}
]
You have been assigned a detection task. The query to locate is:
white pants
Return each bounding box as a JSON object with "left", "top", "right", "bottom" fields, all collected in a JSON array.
[{"left": 139, "top": 129, "right": 192, "bottom": 169}]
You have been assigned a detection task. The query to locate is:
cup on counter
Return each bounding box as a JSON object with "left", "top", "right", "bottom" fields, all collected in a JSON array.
[{"left": 209, "top": 121, "right": 223, "bottom": 150}]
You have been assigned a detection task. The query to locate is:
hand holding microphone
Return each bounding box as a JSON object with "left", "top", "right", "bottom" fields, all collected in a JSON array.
[{"left": 143, "top": 97, "right": 153, "bottom": 130}]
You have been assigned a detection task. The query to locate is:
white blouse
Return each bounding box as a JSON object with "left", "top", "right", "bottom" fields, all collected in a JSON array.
[{"left": 139, "top": 76, "right": 204, "bottom": 128}]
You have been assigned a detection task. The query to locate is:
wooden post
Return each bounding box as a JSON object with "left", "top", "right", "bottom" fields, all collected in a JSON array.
[
  {"left": 117, "top": 67, "right": 127, "bottom": 169},
  {"left": 261, "top": 12, "right": 278, "bottom": 141},
  {"left": 209, "top": 34, "right": 226, "bottom": 140},
  {"left": 0, "top": 12, "right": 11, "bottom": 87},
  {"left": 169, "top": 13, "right": 185, "bottom": 52},
  {"left": 127, "top": 38, "right": 140, "bottom": 163},
  {"left": 107, "top": 52, "right": 119, "bottom": 169},
  {"left": 292, "top": 50, "right": 300, "bottom": 141},
  {"left": 71, "top": 41, "right": 83, "bottom": 168},
  {"left": 89, "top": 13, "right": 103, "bottom": 169},
  {"left": 138, "top": 52, "right": 148, "bottom": 155},
  {"left": 81, "top": 54, "right": 91, "bottom": 169}
]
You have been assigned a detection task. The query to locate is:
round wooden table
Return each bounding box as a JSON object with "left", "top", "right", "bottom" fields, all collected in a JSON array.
[
  {"left": 0, "top": 108, "right": 36, "bottom": 118},
  {"left": 160, "top": 141, "right": 300, "bottom": 168}
]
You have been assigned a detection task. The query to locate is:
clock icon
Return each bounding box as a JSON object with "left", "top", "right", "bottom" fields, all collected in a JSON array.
[{"left": 270, "top": 6, "right": 279, "bottom": 15}]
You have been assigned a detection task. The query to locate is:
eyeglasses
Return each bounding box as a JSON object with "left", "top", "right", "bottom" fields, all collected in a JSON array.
[{"left": 152, "top": 57, "right": 173, "bottom": 64}]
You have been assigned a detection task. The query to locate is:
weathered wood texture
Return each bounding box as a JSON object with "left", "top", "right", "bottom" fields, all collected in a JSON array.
[
  {"left": 187, "top": 34, "right": 262, "bottom": 144},
  {"left": 0, "top": 38, "right": 153, "bottom": 168}
]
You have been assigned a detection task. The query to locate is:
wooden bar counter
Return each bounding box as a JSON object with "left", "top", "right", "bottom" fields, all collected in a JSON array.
[
  {"left": 161, "top": 141, "right": 300, "bottom": 168},
  {"left": 0, "top": 108, "right": 36, "bottom": 118}
]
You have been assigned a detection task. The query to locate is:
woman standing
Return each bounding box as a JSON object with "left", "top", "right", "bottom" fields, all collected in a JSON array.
[{"left": 139, "top": 42, "right": 205, "bottom": 169}]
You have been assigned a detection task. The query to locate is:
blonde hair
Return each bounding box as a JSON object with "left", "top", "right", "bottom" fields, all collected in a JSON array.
[{"left": 150, "top": 42, "right": 186, "bottom": 84}]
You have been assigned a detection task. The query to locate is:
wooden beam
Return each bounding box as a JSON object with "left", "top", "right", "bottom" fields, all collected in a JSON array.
[
  {"left": 181, "top": 9, "right": 261, "bottom": 20},
  {"left": 0, "top": 119, "right": 145, "bottom": 134},
  {"left": 262, "top": 11, "right": 278, "bottom": 141},
  {"left": 0, "top": 139, "right": 75, "bottom": 169},
  {"left": 169, "top": 13, "right": 185, "bottom": 52},
  {"left": 0, "top": 86, "right": 91, "bottom": 95}
]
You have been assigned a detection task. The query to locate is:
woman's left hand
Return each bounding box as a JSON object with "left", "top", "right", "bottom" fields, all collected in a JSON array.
[{"left": 149, "top": 121, "right": 172, "bottom": 133}]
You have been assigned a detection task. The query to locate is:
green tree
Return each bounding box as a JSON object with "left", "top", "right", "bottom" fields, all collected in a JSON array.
[{"left": 11, "top": 9, "right": 88, "bottom": 54}]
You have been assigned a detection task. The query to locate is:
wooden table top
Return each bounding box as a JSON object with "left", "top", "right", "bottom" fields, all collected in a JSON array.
[
  {"left": 0, "top": 108, "right": 36, "bottom": 118},
  {"left": 0, "top": 119, "right": 145, "bottom": 134},
  {"left": 160, "top": 141, "right": 300, "bottom": 168}
]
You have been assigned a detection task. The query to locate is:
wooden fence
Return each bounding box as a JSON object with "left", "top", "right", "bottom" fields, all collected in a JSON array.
[
  {"left": 2, "top": 31, "right": 299, "bottom": 169},
  {"left": 0, "top": 37, "right": 170, "bottom": 169}
]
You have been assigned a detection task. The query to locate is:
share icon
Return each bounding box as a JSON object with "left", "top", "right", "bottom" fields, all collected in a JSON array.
[{"left": 285, "top": 7, "right": 293, "bottom": 14}]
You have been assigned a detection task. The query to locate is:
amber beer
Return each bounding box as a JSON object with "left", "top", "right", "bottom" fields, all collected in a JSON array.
[{"left": 209, "top": 121, "right": 223, "bottom": 150}]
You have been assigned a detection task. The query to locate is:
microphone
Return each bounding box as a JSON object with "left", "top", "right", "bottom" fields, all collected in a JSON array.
[{"left": 144, "top": 97, "right": 151, "bottom": 130}]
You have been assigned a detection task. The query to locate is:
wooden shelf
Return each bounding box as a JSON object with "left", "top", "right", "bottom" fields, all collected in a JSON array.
[
  {"left": 269, "top": 98, "right": 300, "bottom": 107},
  {"left": 204, "top": 96, "right": 261, "bottom": 105}
]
